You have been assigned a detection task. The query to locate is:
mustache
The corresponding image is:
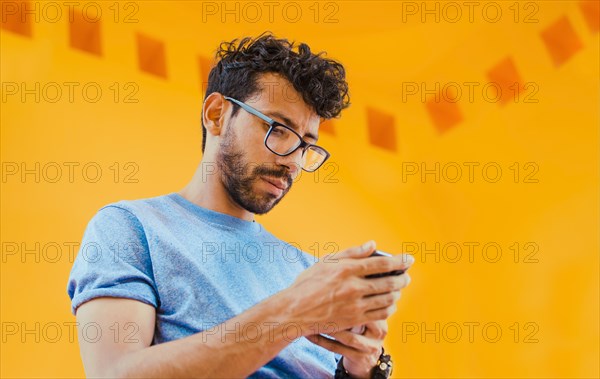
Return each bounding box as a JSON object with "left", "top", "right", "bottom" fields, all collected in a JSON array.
[{"left": 253, "top": 164, "right": 293, "bottom": 187}]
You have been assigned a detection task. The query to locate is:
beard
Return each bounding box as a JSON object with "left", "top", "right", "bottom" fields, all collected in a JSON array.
[{"left": 216, "top": 125, "right": 294, "bottom": 215}]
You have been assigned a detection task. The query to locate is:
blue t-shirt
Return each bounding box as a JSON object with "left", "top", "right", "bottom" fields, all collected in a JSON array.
[{"left": 67, "top": 193, "right": 340, "bottom": 378}]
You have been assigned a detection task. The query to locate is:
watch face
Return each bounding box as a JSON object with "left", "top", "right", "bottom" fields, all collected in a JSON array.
[{"left": 374, "top": 354, "right": 393, "bottom": 379}]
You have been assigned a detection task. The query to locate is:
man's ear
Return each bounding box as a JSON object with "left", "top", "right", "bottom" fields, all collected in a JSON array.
[{"left": 203, "top": 92, "right": 226, "bottom": 137}]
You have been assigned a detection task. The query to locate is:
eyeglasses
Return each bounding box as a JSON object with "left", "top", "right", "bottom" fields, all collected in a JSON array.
[{"left": 223, "top": 96, "right": 330, "bottom": 172}]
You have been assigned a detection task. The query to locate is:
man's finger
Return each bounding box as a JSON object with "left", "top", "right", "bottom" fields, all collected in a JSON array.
[
  {"left": 356, "top": 254, "right": 414, "bottom": 277},
  {"left": 361, "top": 321, "right": 388, "bottom": 340},
  {"left": 304, "top": 334, "right": 360, "bottom": 356},
  {"left": 323, "top": 330, "right": 375, "bottom": 354},
  {"left": 327, "top": 240, "right": 376, "bottom": 261}
]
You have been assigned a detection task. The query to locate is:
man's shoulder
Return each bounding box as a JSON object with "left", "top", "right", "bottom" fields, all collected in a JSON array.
[
  {"left": 84, "top": 193, "right": 179, "bottom": 233},
  {"left": 97, "top": 193, "right": 176, "bottom": 217}
]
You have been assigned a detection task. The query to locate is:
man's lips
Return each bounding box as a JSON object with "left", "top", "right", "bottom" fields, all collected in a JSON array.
[{"left": 262, "top": 176, "right": 287, "bottom": 191}]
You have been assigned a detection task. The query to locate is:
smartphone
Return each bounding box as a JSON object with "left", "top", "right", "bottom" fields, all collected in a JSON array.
[{"left": 365, "top": 250, "right": 408, "bottom": 278}]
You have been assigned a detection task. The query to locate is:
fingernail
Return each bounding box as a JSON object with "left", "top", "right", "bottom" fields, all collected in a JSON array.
[
  {"left": 362, "top": 240, "right": 373, "bottom": 252},
  {"left": 403, "top": 254, "right": 415, "bottom": 265}
]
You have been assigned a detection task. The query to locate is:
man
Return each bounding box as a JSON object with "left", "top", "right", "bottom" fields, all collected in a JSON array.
[{"left": 67, "top": 33, "right": 413, "bottom": 378}]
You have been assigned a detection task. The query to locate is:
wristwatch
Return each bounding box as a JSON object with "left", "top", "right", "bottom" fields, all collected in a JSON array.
[{"left": 334, "top": 347, "right": 393, "bottom": 379}]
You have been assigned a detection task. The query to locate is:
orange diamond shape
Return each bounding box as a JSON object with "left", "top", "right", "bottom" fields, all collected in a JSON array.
[
  {"left": 319, "top": 119, "right": 336, "bottom": 136},
  {"left": 579, "top": 1, "right": 599, "bottom": 33},
  {"left": 540, "top": 16, "right": 583, "bottom": 67},
  {"left": 425, "top": 96, "right": 463, "bottom": 133},
  {"left": 487, "top": 57, "right": 524, "bottom": 106},
  {"left": 69, "top": 8, "right": 102, "bottom": 56},
  {"left": 1, "top": 0, "right": 32, "bottom": 37},
  {"left": 366, "top": 107, "right": 397, "bottom": 151},
  {"left": 136, "top": 33, "right": 167, "bottom": 78}
]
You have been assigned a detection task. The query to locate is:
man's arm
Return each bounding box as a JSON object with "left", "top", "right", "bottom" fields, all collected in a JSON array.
[
  {"left": 76, "top": 291, "right": 295, "bottom": 378},
  {"left": 76, "top": 241, "right": 411, "bottom": 378}
]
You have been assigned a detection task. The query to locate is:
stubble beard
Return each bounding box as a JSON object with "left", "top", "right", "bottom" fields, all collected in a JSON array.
[{"left": 216, "top": 126, "right": 293, "bottom": 215}]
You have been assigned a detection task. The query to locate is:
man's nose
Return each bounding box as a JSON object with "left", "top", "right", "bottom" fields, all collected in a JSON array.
[{"left": 275, "top": 148, "right": 303, "bottom": 178}]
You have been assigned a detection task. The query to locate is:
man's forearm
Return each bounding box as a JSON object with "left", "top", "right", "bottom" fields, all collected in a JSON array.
[{"left": 112, "top": 290, "right": 297, "bottom": 378}]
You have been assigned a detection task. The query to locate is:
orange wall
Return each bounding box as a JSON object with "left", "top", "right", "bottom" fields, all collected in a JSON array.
[{"left": 1, "top": 1, "right": 598, "bottom": 377}]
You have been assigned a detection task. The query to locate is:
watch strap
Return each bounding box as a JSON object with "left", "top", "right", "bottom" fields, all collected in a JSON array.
[{"left": 334, "top": 347, "right": 393, "bottom": 379}]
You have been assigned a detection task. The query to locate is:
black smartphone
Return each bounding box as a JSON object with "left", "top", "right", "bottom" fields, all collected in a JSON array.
[{"left": 365, "top": 250, "right": 408, "bottom": 278}]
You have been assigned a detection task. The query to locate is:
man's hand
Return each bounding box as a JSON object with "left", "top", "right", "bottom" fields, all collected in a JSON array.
[
  {"left": 284, "top": 240, "right": 413, "bottom": 336},
  {"left": 305, "top": 320, "right": 388, "bottom": 378},
  {"left": 286, "top": 240, "right": 413, "bottom": 377}
]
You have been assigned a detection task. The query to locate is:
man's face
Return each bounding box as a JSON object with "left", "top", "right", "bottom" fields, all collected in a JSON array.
[{"left": 216, "top": 73, "right": 321, "bottom": 215}]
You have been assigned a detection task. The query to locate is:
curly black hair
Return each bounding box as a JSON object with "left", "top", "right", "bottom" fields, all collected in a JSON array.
[{"left": 201, "top": 32, "right": 350, "bottom": 153}]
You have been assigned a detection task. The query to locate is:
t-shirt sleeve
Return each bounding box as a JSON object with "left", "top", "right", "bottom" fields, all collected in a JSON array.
[
  {"left": 334, "top": 352, "right": 342, "bottom": 363},
  {"left": 67, "top": 205, "right": 159, "bottom": 315}
]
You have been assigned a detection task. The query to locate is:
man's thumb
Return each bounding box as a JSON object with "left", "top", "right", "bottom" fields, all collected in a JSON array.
[{"left": 336, "top": 240, "right": 376, "bottom": 260}]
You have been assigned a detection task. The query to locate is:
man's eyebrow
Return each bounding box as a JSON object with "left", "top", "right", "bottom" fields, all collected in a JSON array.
[{"left": 265, "top": 111, "right": 319, "bottom": 142}]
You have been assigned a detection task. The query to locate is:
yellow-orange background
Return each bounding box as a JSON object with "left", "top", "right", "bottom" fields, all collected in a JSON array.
[{"left": 1, "top": 0, "right": 598, "bottom": 377}]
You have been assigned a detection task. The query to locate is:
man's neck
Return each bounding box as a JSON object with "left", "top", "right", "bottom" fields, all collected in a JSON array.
[{"left": 177, "top": 163, "right": 255, "bottom": 222}]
